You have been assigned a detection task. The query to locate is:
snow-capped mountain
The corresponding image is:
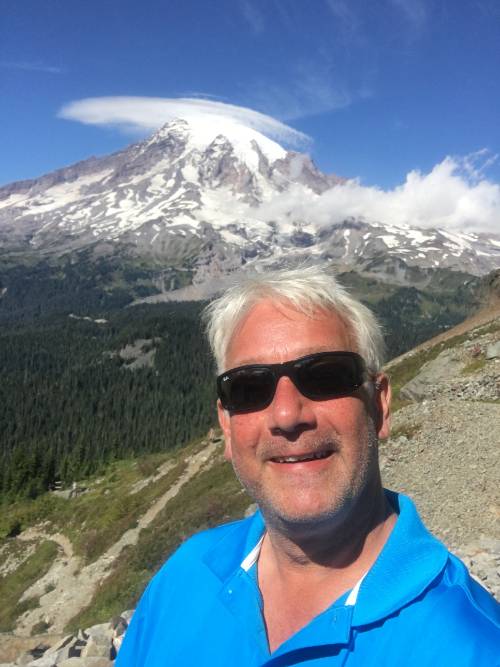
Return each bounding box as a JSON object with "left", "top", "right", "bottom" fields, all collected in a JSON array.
[{"left": 1, "top": 118, "right": 499, "bottom": 293}]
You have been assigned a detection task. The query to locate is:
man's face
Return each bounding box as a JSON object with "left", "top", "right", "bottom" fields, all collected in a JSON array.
[{"left": 217, "top": 299, "right": 391, "bottom": 529}]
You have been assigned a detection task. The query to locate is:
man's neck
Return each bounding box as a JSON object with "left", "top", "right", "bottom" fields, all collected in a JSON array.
[
  {"left": 262, "top": 486, "right": 395, "bottom": 572},
  {"left": 257, "top": 487, "right": 397, "bottom": 653}
]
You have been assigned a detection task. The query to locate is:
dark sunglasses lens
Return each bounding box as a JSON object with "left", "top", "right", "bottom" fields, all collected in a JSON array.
[
  {"left": 221, "top": 368, "right": 275, "bottom": 411},
  {"left": 298, "top": 354, "right": 363, "bottom": 398}
]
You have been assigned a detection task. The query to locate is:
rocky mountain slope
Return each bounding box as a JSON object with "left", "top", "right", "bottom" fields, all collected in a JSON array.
[
  {"left": 1, "top": 118, "right": 499, "bottom": 301},
  {"left": 1, "top": 309, "right": 499, "bottom": 665}
]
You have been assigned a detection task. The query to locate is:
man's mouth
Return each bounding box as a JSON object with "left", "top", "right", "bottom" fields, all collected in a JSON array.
[{"left": 270, "top": 450, "right": 333, "bottom": 464}]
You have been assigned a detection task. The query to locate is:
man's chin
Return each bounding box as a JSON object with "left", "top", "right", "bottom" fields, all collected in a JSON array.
[{"left": 258, "top": 499, "right": 351, "bottom": 533}]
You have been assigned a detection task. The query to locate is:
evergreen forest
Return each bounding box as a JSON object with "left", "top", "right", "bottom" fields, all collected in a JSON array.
[{"left": 0, "top": 302, "right": 216, "bottom": 501}]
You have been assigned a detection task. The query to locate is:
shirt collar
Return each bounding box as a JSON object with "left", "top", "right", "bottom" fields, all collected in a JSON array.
[
  {"left": 352, "top": 490, "right": 449, "bottom": 625},
  {"left": 203, "top": 491, "right": 449, "bottom": 626}
]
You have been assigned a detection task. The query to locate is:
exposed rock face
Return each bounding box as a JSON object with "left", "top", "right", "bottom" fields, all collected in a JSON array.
[{"left": 399, "top": 348, "right": 468, "bottom": 401}]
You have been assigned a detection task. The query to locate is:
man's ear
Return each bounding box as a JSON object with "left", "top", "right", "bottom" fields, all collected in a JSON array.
[
  {"left": 374, "top": 373, "right": 391, "bottom": 439},
  {"left": 217, "top": 400, "right": 233, "bottom": 461}
]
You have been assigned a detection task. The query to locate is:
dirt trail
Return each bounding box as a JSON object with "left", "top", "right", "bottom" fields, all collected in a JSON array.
[
  {"left": 17, "top": 531, "right": 74, "bottom": 560},
  {"left": 14, "top": 441, "right": 219, "bottom": 636}
]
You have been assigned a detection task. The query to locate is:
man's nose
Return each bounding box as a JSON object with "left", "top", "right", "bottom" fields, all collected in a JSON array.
[{"left": 267, "top": 376, "right": 317, "bottom": 434}]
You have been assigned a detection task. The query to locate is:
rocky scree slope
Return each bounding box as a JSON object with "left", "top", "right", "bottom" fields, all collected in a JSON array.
[{"left": 382, "top": 316, "right": 500, "bottom": 598}]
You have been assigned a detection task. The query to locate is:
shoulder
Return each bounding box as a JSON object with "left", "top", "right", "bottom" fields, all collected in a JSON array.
[
  {"left": 364, "top": 553, "right": 500, "bottom": 666},
  {"left": 437, "top": 553, "right": 500, "bottom": 629},
  {"left": 407, "top": 554, "right": 500, "bottom": 662}
]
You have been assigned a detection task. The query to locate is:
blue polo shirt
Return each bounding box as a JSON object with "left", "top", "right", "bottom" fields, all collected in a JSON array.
[{"left": 116, "top": 492, "right": 500, "bottom": 666}]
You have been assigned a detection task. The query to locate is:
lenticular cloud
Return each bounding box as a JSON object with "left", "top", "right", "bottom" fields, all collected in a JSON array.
[{"left": 58, "top": 96, "right": 310, "bottom": 149}]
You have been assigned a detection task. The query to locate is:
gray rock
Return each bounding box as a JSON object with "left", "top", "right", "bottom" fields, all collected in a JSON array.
[
  {"left": 59, "top": 659, "right": 112, "bottom": 667},
  {"left": 67, "top": 640, "right": 86, "bottom": 659},
  {"left": 112, "top": 635, "right": 124, "bottom": 656},
  {"left": 400, "top": 349, "right": 467, "bottom": 401},
  {"left": 24, "top": 658, "right": 57, "bottom": 667},
  {"left": 110, "top": 616, "right": 127, "bottom": 637},
  {"left": 45, "top": 637, "right": 74, "bottom": 656},
  {"left": 119, "top": 610, "right": 134, "bottom": 624},
  {"left": 80, "top": 638, "right": 111, "bottom": 660},
  {"left": 485, "top": 341, "right": 500, "bottom": 359},
  {"left": 83, "top": 624, "right": 112, "bottom": 641}
]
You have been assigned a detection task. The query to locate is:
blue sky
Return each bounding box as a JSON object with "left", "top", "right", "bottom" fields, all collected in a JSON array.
[{"left": 1, "top": 0, "right": 499, "bottom": 194}]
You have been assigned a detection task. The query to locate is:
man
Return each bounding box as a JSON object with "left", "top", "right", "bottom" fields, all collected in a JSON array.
[{"left": 117, "top": 266, "right": 499, "bottom": 666}]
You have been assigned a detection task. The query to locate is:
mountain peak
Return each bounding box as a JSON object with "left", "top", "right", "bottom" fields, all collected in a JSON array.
[{"left": 144, "top": 116, "right": 286, "bottom": 170}]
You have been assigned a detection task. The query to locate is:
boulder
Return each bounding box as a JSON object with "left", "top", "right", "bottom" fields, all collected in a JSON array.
[
  {"left": 24, "top": 658, "right": 57, "bottom": 667},
  {"left": 58, "top": 659, "right": 112, "bottom": 667},
  {"left": 45, "top": 636, "right": 74, "bottom": 656},
  {"left": 110, "top": 616, "right": 127, "bottom": 637},
  {"left": 119, "top": 610, "right": 134, "bottom": 624},
  {"left": 29, "top": 645, "right": 50, "bottom": 661},
  {"left": 485, "top": 341, "right": 500, "bottom": 359},
  {"left": 80, "top": 637, "right": 111, "bottom": 660},
  {"left": 83, "top": 625, "right": 112, "bottom": 642},
  {"left": 399, "top": 350, "right": 466, "bottom": 401}
]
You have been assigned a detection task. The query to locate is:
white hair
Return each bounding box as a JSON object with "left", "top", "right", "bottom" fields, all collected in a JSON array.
[{"left": 203, "top": 265, "right": 385, "bottom": 374}]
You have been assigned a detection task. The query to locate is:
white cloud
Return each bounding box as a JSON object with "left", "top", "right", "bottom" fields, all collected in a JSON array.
[
  {"left": 1, "top": 61, "right": 63, "bottom": 74},
  {"left": 389, "top": 0, "right": 427, "bottom": 31},
  {"left": 240, "top": 0, "right": 265, "bottom": 33},
  {"left": 247, "top": 61, "right": 361, "bottom": 122},
  {"left": 325, "top": 0, "right": 363, "bottom": 44},
  {"left": 258, "top": 153, "right": 500, "bottom": 235},
  {"left": 58, "top": 96, "right": 310, "bottom": 149}
]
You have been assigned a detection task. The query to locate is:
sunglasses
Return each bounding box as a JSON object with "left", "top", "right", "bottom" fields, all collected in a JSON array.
[{"left": 217, "top": 351, "right": 367, "bottom": 413}]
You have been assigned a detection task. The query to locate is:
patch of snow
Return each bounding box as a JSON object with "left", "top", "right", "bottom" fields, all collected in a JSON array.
[
  {"left": 181, "top": 164, "right": 199, "bottom": 182},
  {"left": 0, "top": 193, "right": 27, "bottom": 210},
  {"left": 380, "top": 235, "right": 398, "bottom": 248},
  {"left": 405, "top": 228, "right": 434, "bottom": 244}
]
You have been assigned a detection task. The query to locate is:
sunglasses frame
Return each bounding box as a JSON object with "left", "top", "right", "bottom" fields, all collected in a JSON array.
[{"left": 217, "top": 351, "right": 367, "bottom": 413}]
